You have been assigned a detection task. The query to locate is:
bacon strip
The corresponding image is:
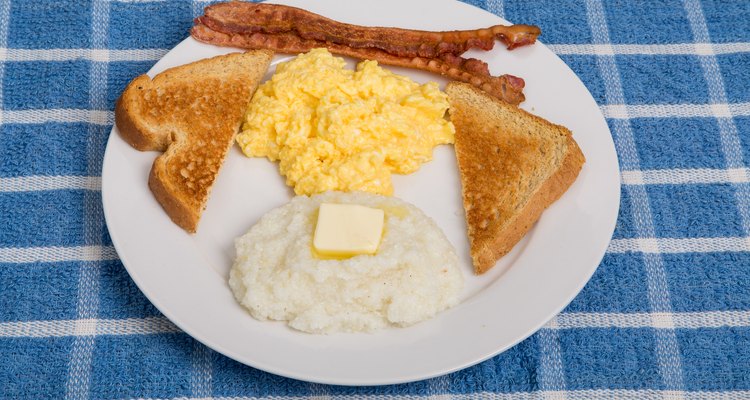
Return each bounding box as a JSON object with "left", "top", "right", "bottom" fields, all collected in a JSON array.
[
  {"left": 200, "top": 2, "right": 541, "bottom": 58},
  {"left": 191, "top": 23, "right": 526, "bottom": 105}
]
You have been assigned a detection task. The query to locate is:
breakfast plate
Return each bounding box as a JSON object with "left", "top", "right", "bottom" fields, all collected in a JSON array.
[{"left": 101, "top": 0, "right": 620, "bottom": 385}]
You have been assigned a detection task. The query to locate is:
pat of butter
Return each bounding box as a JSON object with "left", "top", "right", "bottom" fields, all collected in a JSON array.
[{"left": 313, "top": 203, "right": 385, "bottom": 257}]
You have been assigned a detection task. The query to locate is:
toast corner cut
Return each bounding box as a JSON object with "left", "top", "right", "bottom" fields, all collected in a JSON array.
[
  {"left": 114, "top": 49, "right": 274, "bottom": 233},
  {"left": 446, "top": 81, "right": 585, "bottom": 274}
]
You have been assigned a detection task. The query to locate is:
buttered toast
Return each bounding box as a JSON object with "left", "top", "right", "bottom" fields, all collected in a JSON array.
[
  {"left": 115, "top": 50, "right": 273, "bottom": 233},
  {"left": 446, "top": 82, "right": 585, "bottom": 274}
]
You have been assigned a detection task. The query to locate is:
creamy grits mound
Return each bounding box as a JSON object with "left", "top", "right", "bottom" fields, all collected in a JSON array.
[{"left": 229, "top": 191, "right": 464, "bottom": 334}]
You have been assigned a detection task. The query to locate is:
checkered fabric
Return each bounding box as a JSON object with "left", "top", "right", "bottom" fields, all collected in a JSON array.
[{"left": 2, "top": 0, "right": 749, "bottom": 398}]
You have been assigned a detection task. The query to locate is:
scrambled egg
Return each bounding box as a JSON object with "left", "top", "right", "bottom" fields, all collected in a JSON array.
[{"left": 236, "top": 48, "right": 455, "bottom": 196}]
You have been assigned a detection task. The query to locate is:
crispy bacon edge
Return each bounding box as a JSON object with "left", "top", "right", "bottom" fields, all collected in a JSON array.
[
  {"left": 191, "top": 23, "right": 526, "bottom": 105},
  {"left": 200, "top": 2, "right": 541, "bottom": 58}
]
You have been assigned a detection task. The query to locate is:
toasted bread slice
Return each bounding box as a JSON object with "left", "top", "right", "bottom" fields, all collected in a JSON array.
[
  {"left": 115, "top": 50, "right": 273, "bottom": 233},
  {"left": 446, "top": 82, "right": 585, "bottom": 274}
]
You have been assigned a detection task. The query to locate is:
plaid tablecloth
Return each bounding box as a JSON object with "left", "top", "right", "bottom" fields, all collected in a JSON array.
[{"left": 2, "top": 0, "right": 749, "bottom": 398}]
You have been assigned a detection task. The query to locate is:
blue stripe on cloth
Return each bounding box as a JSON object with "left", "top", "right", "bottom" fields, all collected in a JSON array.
[
  {"left": 558, "top": 328, "right": 663, "bottom": 390},
  {"left": 0, "top": 337, "right": 74, "bottom": 400},
  {"left": 0, "top": 123, "right": 95, "bottom": 177},
  {"left": 107, "top": 61, "right": 159, "bottom": 109},
  {"left": 89, "top": 334, "right": 196, "bottom": 399},
  {"left": 109, "top": 1, "right": 192, "bottom": 49},
  {"left": 0, "top": 0, "right": 9, "bottom": 117},
  {"left": 617, "top": 55, "right": 711, "bottom": 104},
  {"left": 716, "top": 53, "right": 750, "bottom": 103},
  {"left": 503, "top": 0, "right": 593, "bottom": 44},
  {"left": 96, "top": 260, "right": 161, "bottom": 319},
  {"left": 0, "top": 191, "right": 86, "bottom": 247},
  {"left": 701, "top": 0, "right": 750, "bottom": 43},
  {"left": 585, "top": 0, "right": 686, "bottom": 391},
  {"left": 316, "top": 377, "right": 434, "bottom": 396},
  {"left": 6, "top": 1, "right": 92, "bottom": 49},
  {"left": 685, "top": 0, "right": 750, "bottom": 245},
  {"left": 2, "top": 61, "right": 91, "bottom": 110},
  {"left": 83, "top": 125, "right": 110, "bottom": 177},
  {"left": 602, "top": 0, "right": 693, "bottom": 44},
  {"left": 647, "top": 184, "right": 746, "bottom": 238},
  {"left": 664, "top": 252, "right": 750, "bottom": 312},
  {"left": 101, "top": 223, "right": 113, "bottom": 248},
  {"left": 458, "top": 0, "right": 487, "bottom": 11},
  {"left": 65, "top": 2, "right": 110, "bottom": 397},
  {"left": 0, "top": 261, "right": 80, "bottom": 322},
  {"left": 678, "top": 327, "right": 750, "bottom": 390},
  {"left": 210, "top": 353, "right": 318, "bottom": 396},
  {"left": 190, "top": 340, "right": 213, "bottom": 398},
  {"left": 631, "top": 117, "right": 726, "bottom": 170},
  {"left": 537, "top": 327, "right": 567, "bottom": 392},
  {"left": 565, "top": 253, "right": 652, "bottom": 313},
  {"left": 559, "top": 55, "right": 607, "bottom": 106},
  {"left": 484, "top": 0, "right": 505, "bottom": 19},
  {"left": 443, "top": 336, "right": 539, "bottom": 393},
  {"left": 612, "top": 187, "right": 639, "bottom": 239},
  {"left": 739, "top": 117, "right": 750, "bottom": 163},
  {"left": 684, "top": 0, "right": 750, "bottom": 248}
]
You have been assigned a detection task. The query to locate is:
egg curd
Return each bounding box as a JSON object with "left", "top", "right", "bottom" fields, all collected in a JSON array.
[{"left": 236, "top": 48, "right": 455, "bottom": 196}]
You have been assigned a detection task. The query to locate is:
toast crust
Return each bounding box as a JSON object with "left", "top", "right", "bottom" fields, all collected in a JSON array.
[
  {"left": 115, "top": 50, "right": 273, "bottom": 232},
  {"left": 473, "top": 135, "right": 584, "bottom": 272},
  {"left": 148, "top": 157, "right": 199, "bottom": 231},
  {"left": 115, "top": 75, "right": 165, "bottom": 151},
  {"left": 446, "top": 81, "right": 585, "bottom": 273}
]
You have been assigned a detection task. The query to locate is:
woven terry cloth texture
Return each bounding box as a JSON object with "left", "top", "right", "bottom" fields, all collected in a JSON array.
[{"left": 2, "top": 0, "right": 750, "bottom": 398}]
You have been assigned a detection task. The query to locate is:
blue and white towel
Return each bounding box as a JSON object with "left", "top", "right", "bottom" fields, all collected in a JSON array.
[{"left": 1, "top": 0, "right": 749, "bottom": 398}]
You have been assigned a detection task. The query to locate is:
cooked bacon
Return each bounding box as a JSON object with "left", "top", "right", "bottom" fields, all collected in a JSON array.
[
  {"left": 199, "top": 2, "right": 541, "bottom": 58},
  {"left": 191, "top": 23, "right": 526, "bottom": 105}
]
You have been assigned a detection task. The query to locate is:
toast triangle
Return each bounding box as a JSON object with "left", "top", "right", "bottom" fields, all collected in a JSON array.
[
  {"left": 446, "top": 82, "right": 585, "bottom": 274},
  {"left": 115, "top": 50, "right": 273, "bottom": 233}
]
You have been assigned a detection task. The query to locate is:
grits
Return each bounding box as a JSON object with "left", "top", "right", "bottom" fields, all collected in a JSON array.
[{"left": 229, "top": 192, "right": 464, "bottom": 334}]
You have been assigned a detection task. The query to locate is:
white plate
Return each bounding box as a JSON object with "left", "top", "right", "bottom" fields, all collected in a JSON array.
[{"left": 102, "top": 0, "right": 620, "bottom": 386}]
